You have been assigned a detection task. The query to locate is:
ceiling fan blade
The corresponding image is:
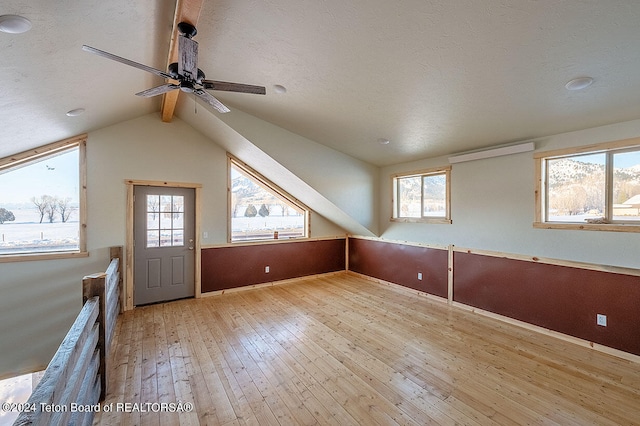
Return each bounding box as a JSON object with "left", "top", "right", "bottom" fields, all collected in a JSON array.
[
  {"left": 135, "top": 84, "right": 180, "bottom": 97},
  {"left": 178, "top": 35, "right": 198, "bottom": 81},
  {"left": 82, "top": 45, "right": 173, "bottom": 79},
  {"left": 202, "top": 80, "right": 266, "bottom": 95},
  {"left": 194, "top": 89, "right": 230, "bottom": 113}
]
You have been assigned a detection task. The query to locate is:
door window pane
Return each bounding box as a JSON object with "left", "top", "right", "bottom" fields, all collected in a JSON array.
[
  {"left": 147, "top": 231, "right": 160, "bottom": 248},
  {"left": 147, "top": 195, "right": 160, "bottom": 212},
  {"left": 160, "top": 212, "right": 172, "bottom": 229},
  {"left": 172, "top": 196, "right": 184, "bottom": 212},
  {"left": 161, "top": 195, "right": 172, "bottom": 211},
  {"left": 173, "top": 213, "right": 184, "bottom": 228},
  {"left": 146, "top": 213, "right": 159, "bottom": 229},
  {"left": 160, "top": 230, "right": 172, "bottom": 247},
  {"left": 172, "top": 230, "right": 184, "bottom": 245}
]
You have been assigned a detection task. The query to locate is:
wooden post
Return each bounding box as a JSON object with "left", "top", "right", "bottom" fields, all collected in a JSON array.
[
  {"left": 82, "top": 273, "right": 107, "bottom": 400},
  {"left": 110, "top": 246, "right": 124, "bottom": 313},
  {"left": 447, "top": 245, "right": 454, "bottom": 305},
  {"left": 345, "top": 235, "right": 350, "bottom": 271}
]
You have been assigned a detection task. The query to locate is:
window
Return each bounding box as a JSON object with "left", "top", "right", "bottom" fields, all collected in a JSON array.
[
  {"left": 392, "top": 166, "right": 451, "bottom": 224},
  {"left": 534, "top": 138, "right": 640, "bottom": 232},
  {"left": 228, "top": 156, "right": 309, "bottom": 242},
  {"left": 145, "top": 194, "right": 185, "bottom": 248},
  {"left": 0, "top": 135, "right": 87, "bottom": 260}
]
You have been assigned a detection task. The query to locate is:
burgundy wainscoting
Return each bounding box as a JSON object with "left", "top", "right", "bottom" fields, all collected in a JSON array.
[
  {"left": 348, "top": 238, "right": 448, "bottom": 298},
  {"left": 201, "top": 238, "right": 346, "bottom": 292},
  {"left": 453, "top": 251, "right": 640, "bottom": 356}
]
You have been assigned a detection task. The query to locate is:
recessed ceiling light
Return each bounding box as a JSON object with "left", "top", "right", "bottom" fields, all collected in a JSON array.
[
  {"left": 66, "top": 108, "right": 85, "bottom": 117},
  {"left": 377, "top": 138, "right": 390, "bottom": 145},
  {"left": 565, "top": 77, "right": 594, "bottom": 91},
  {"left": 0, "top": 15, "right": 32, "bottom": 34},
  {"left": 273, "top": 84, "right": 287, "bottom": 94}
]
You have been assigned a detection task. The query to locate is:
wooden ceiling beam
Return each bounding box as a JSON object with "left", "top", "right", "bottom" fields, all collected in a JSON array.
[{"left": 161, "top": 0, "right": 205, "bottom": 122}]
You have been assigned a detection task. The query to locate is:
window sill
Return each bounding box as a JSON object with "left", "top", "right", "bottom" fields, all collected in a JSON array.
[
  {"left": 225, "top": 237, "right": 309, "bottom": 247},
  {"left": 533, "top": 222, "right": 640, "bottom": 233},
  {"left": 0, "top": 250, "right": 89, "bottom": 263},
  {"left": 391, "top": 217, "right": 452, "bottom": 224}
]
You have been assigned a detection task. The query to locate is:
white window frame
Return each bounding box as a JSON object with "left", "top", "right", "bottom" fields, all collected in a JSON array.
[
  {"left": 228, "top": 155, "right": 310, "bottom": 243},
  {"left": 534, "top": 136, "right": 640, "bottom": 233},
  {"left": 0, "top": 134, "right": 88, "bottom": 262},
  {"left": 391, "top": 166, "right": 452, "bottom": 224}
]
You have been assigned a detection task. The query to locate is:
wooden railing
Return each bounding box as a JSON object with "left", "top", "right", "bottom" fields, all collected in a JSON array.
[{"left": 14, "top": 247, "right": 123, "bottom": 426}]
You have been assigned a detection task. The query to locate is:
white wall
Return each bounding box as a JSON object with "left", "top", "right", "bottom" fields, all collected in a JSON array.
[
  {"left": 214, "top": 108, "right": 380, "bottom": 234},
  {"left": 0, "top": 113, "right": 345, "bottom": 377},
  {"left": 176, "top": 100, "right": 379, "bottom": 236},
  {"left": 380, "top": 119, "right": 640, "bottom": 269}
]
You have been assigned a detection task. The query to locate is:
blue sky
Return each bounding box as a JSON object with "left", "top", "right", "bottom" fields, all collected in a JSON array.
[
  {"left": 0, "top": 149, "right": 79, "bottom": 205},
  {"left": 614, "top": 150, "right": 640, "bottom": 168}
]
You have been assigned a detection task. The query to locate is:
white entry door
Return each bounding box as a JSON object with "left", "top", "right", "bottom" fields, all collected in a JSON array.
[{"left": 134, "top": 186, "right": 195, "bottom": 305}]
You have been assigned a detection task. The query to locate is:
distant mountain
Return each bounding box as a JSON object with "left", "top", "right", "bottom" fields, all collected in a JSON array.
[
  {"left": 547, "top": 159, "right": 604, "bottom": 186},
  {"left": 231, "top": 175, "right": 282, "bottom": 205},
  {"left": 615, "top": 163, "right": 640, "bottom": 182},
  {"left": 231, "top": 175, "right": 261, "bottom": 199},
  {"left": 548, "top": 158, "right": 640, "bottom": 187}
]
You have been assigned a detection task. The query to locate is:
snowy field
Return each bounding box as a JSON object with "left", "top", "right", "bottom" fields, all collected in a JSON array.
[
  {"left": 231, "top": 215, "right": 305, "bottom": 240},
  {"left": 0, "top": 208, "right": 305, "bottom": 252},
  {"left": 0, "top": 208, "right": 79, "bottom": 254},
  {"left": 231, "top": 215, "right": 303, "bottom": 231}
]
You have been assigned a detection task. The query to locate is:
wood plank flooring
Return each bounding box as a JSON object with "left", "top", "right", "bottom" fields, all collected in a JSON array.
[{"left": 94, "top": 273, "right": 640, "bottom": 425}]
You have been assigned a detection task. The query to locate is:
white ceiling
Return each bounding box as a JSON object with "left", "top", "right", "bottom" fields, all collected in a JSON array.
[{"left": 3, "top": 0, "right": 640, "bottom": 166}]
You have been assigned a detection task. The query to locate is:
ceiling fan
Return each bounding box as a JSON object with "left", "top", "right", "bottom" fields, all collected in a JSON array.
[{"left": 82, "top": 22, "right": 266, "bottom": 113}]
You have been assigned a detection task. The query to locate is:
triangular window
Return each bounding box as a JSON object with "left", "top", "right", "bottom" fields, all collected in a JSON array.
[{"left": 229, "top": 156, "right": 309, "bottom": 242}]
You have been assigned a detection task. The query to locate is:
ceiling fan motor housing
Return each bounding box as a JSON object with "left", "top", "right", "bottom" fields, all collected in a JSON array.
[
  {"left": 180, "top": 80, "right": 195, "bottom": 93},
  {"left": 168, "top": 62, "right": 205, "bottom": 83},
  {"left": 177, "top": 22, "right": 197, "bottom": 38}
]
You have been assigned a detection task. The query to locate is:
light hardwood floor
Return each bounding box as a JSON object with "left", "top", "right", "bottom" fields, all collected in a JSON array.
[{"left": 94, "top": 273, "right": 640, "bottom": 425}]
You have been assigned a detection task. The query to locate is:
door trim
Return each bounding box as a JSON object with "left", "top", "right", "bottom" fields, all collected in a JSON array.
[{"left": 125, "top": 179, "right": 202, "bottom": 311}]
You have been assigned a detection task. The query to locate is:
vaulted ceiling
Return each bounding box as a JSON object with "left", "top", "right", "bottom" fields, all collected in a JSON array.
[{"left": 3, "top": 0, "right": 640, "bottom": 166}]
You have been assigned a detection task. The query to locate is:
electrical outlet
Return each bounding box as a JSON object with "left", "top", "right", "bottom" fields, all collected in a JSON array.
[
  {"left": 265, "top": 266, "right": 270, "bottom": 273},
  {"left": 203, "top": 231, "right": 208, "bottom": 238},
  {"left": 417, "top": 272, "right": 423, "bottom": 280},
  {"left": 597, "top": 314, "right": 607, "bottom": 327}
]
